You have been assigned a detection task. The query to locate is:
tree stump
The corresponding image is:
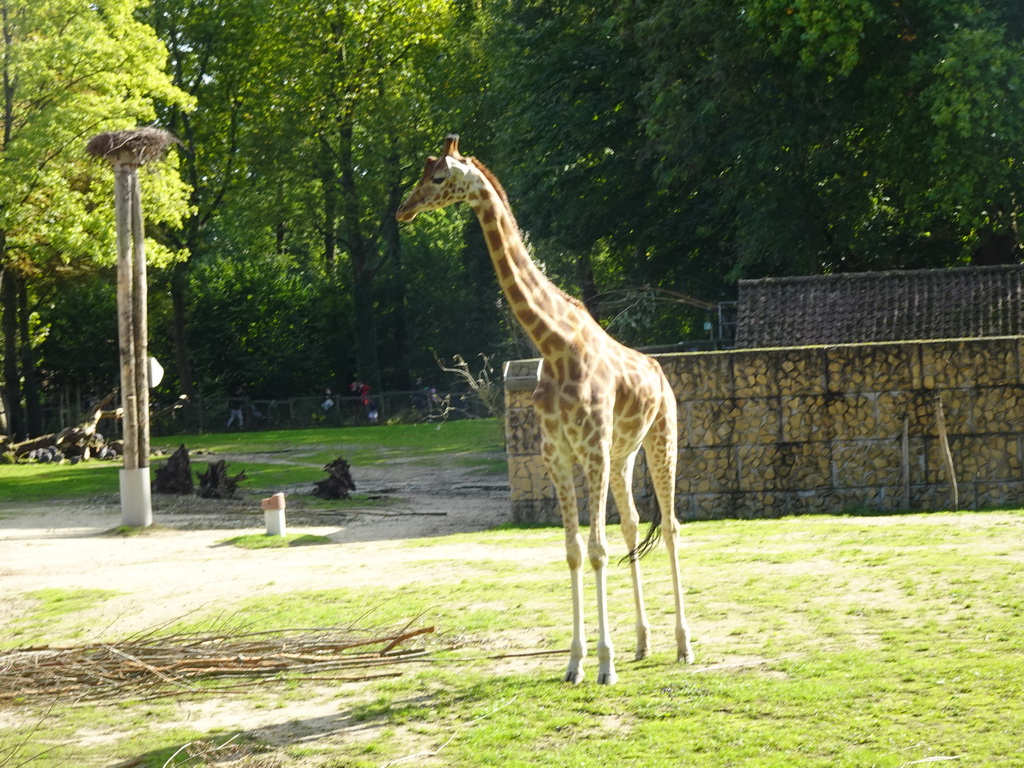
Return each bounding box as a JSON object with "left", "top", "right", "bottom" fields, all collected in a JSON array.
[
  {"left": 313, "top": 457, "right": 356, "bottom": 499},
  {"left": 197, "top": 460, "right": 247, "bottom": 499},
  {"left": 153, "top": 444, "right": 195, "bottom": 495}
]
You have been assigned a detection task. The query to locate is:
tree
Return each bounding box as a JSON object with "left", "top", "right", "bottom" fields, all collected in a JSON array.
[
  {"left": 145, "top": 0, "right": 282, "bottom": 401},
  {"left": 0, "top": 0, "right": 190, "bottom": 439},
  {"left": 272, "top": 0, "right": 457, "bottom": 392},
  {"left": 451, "top": 0, "right": 724, "bottom": 346},
  {"left": 620, "top": 0, "right": 1024, "bottom": 278}
]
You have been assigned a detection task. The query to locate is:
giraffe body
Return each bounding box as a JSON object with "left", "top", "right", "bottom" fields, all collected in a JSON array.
[{"left": 397, "top": 135, "right": 694, "bottom": 683}]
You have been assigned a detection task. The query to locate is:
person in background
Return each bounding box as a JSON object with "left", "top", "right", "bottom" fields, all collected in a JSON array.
[
  {"left": 226, "top": 386, "right": 245, "bottom": 429},
  {"left": 321, "top": 387, "right": 335, "bottom": 413}
]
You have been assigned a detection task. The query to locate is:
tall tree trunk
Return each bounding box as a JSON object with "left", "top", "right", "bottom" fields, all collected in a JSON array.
[
  {"left": 1, "top": 258, "right": 25, "bottom": 440},
  {"left": 319, "top": 136, "right": 338, "bottom": 273},
  {"left": 17, "top": 277, "right": 42, "bottom": 436},
  {"left": 338, "top": 119, "right": 381, "bottom": 392},
  {"left": 351, "top": 275, "right": 381, "bottom": 392},
  {"left": 380, "top": 139, "right": 409, "bottom": 387},
  {"left": 170, "top": 260, "right": 197, "bottom": 401}
]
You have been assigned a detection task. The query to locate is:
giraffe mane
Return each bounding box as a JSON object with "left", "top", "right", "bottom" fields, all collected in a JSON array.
[
  {"left": 467, "top": 157, "right": 518, "bottom": 229},
  {"left": 468, "top": 155, "right": 588, "bottom": 314}
]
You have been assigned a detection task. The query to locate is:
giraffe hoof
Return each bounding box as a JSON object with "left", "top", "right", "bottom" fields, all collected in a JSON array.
[
  {"left": 597, "top": 668, "right": 618, "bottom": 685},
  {"left": 564, "top": 666, "right": 585, "bottom": 685},
  {"left": 678, "top": 646, "right": 696, "bottom": 664}
]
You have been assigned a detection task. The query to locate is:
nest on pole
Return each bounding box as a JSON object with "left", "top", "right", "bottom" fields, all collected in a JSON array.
[{"left": 86, "top": 126, "right": 180, "bottom": 166}]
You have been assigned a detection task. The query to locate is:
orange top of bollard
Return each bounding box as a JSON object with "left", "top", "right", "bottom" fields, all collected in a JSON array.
[{"left": 260, "top": 493, "right": 286, "bottom": 510}]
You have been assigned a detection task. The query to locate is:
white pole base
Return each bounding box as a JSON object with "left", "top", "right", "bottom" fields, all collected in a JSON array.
[
  {"left": 119, "top": 467, "right": 153, "bottom": 528},
  {"left": 264, "top": 509, "right": 287, "bottom": 537},
  {"left": 261, "top": 493, "right": 287, "bottom": 536}
]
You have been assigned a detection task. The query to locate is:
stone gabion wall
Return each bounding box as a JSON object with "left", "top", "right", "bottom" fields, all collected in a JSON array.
[{"left": 504, "top": 337, "right": 1024, "bottom": 523}]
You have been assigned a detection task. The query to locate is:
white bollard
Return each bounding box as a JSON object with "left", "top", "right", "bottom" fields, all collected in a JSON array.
[
  {"left": 261, "top": 492, "right": 287, "bottom": 536},
  {"left": 119, "top": 467, "right": 153, "bottom": 527}
]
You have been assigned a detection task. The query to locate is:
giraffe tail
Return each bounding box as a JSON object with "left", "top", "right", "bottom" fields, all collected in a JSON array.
[{"left": 624, "top": 509, "right": 662, "bottom": 563}]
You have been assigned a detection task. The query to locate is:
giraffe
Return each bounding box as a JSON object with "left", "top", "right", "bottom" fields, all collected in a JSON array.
[{"left": 396, "top": 135, "right": 694, "bottom": 684}]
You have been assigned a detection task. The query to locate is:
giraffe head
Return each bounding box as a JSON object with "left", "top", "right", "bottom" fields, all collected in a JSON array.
[{"left": 395, "top": 134, "right": 478, "bottom": 222}]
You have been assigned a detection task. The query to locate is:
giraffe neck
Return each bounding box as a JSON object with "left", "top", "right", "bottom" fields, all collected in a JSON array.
[{"left": 468, "top": 178, "right": 593, "bottom": 358}]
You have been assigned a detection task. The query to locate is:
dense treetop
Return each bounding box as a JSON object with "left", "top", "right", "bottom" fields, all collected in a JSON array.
[{"left": 1, "top": 0, "right": 1022, "bottom": 437}]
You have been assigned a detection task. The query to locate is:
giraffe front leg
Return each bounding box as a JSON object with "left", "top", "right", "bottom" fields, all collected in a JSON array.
[
  {"left": 562, "top": 504, "right": 587, "bottom": 684},
  {"left": 565, "top": 553, "right": 586, "bottom": 684},
  {"left": 543, "top": 434, "right": 588, "bottom": 684},
  {"left": 587, "top": 450, "right": 617, "bottom": 685},
  {"left": 593, "top": 561, "right": 618, "bottom": 685}
]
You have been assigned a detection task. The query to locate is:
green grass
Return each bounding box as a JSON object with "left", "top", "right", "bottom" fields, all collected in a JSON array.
[
  {"left": 7, "top": 588, "right": 123, "bottom": 646},
  {"left": 12, "top": 511, "right": 1004, "bottom": 768},
  {"left": 152, "top": 418, "right": 504, "bottom": 465},
  {"left": 5, "top": 422, "right": 1024, "bottom": 767},
  {"left": 222, "top": 533, "right": 332, "bottom": 549},
  {"left": 0, "top": 461, "right": 122, "bottom": 502},
  {"left": 0, "top": 419, "right": 505, "bottom": 505}
]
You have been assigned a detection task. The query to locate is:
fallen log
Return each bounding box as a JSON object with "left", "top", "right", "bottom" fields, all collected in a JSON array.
[{"left": 10, "top": 392, "right": 120, "bottom": 462}]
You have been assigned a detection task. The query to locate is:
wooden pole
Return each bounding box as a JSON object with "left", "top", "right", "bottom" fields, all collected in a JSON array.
[
  {"left": 87, "top": 128, "right": 179, "bottom": 528},
  {"left": 934, "top": 395, "right": 959, "bottom": 512},
  {"left": 130, "top": 170, "right": 150, "bottom": 468},
  {"left": 114, "top": 162, "right": 139, "bottom": 473}
]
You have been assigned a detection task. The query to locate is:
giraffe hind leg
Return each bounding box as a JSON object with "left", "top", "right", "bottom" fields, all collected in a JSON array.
[
  {"left": 611, "top": 451, "right": 652, "bottom": 661},
  {"left": 644, "top": 409, "right": 695, "bottom": 664}
]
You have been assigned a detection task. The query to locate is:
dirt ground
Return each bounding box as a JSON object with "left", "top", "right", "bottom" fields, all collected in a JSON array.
[
  {"left": 0, "top": 455, "right": 559, "bottom": 764},
  {"left": 1, "top": 457, "right": 518, "bottom": 636}
]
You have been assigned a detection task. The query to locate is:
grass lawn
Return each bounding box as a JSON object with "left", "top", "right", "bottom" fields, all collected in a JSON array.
[
  {"left": 6, "top": 513, "right": 1023, "bottom": 768},
  {"left": 0, "top": 419, "right": 506, "bottom": 503},
  {"left": 2, "top": 422, "right": 1023, "bottom": 767}
]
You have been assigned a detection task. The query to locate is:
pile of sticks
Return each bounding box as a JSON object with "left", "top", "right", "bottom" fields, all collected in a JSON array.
[{"left": 0, "top": 624, "right": 433, "bottom": 703}]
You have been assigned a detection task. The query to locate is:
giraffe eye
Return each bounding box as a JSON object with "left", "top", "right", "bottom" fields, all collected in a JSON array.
[{"left": 431, "top": 176, "right": 445, "bottom": 185}]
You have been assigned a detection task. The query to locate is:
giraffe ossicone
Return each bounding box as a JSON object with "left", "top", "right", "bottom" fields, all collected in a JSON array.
[{"left": 397, "top": 134, "right": 695, "bottom": 684}]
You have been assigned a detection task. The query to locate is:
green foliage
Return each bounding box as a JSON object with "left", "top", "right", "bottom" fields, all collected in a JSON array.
[
  {"left": 186, "top": 251, "right": 353, "bottom": 399},
  {"left": 35, "top": 274, "right": 119, "bottom": 393},
  {"left": 7, "top": 0, "right": 1024, "bottom": 430},
  {"left": 0, "top": 0, "right": 192, "bottom": 439},
  {"left": 620, "top": 0, "right": 1024, "bottom": 277}
]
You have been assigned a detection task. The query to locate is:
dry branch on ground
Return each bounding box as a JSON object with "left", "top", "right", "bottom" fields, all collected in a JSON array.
[{"left": 0, "top": 625, "right": 434, "bottom": 702}]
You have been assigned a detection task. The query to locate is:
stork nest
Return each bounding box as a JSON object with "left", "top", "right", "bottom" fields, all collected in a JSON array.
[
  {"left": 86, "top": 127, "right": 181, "bottom": 165},
  {"left": 0, "top": 624, "right": 434, "bottom": 702}
]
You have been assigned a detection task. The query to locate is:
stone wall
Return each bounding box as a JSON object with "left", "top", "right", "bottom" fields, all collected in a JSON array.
[{"left": 503, "top": 337, "right": 1024, "bottom": 522}]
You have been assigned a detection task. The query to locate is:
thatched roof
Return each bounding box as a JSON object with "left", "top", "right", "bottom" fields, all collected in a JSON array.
[
  {"left": 735, "top": 264, "right": 1024, "bottom": 348},
  {"left": 86, "top": 127, "right": 180, "bottom": 165}
]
